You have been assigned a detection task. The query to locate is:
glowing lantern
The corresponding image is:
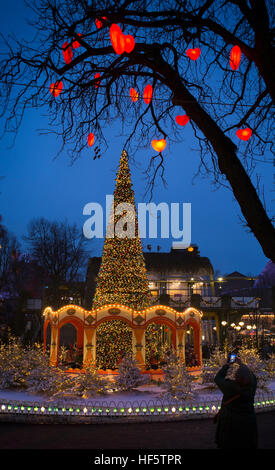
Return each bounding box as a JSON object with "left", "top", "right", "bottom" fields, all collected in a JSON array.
[
  {"left": 124, "top": 35, "right": 135, "bottom": 53},
  {"left": 95, "top": 17, "right": 107, "bottom": 29},
  {"left": 143, "top": 84, "right": 153, "bottom": 104},
  {"left": 186, "top": 48, "right": 201, "bottom": 60},
  {"left": 176, "top": 115, "right": 189, "bottom": 126},
  {"left": 72, "top": 34, "right": 82, "bottom": 49},
  {"left": 236, "top": 128, "right": 252, "bottom": 141},
  {"left": 130, "top": 88, "right": 139, "bottom": 102},
  {"left": 49, "top": 81, "right": 63, "bottom": 97},
  {"left": 230, "top": 45, "right": 241, "bottom": 71},
  {"left": 151, "top": 139, "right": 167, "bottom": 152},
  {"left": 87, "top": 132, "right": 95, "bottom": 147},
  {"left": 62, "top": 42, "right": 73, "bottom": 64},
  {"left": 110, "top": 24, "right": 125, "bottom": 55},
  {"left": 94, "top": 73, "right": 101, "bottom": 88}
]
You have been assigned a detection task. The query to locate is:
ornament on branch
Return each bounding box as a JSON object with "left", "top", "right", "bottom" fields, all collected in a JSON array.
[
  {"left": 62, "top": 42, "right": 73, "bottom": 64},
  {"left": 143, "top": 84, "right": 153, "bottom": 104},
  {"left": 87, "top": 132, "right": 95, "bottom": 147},
  {"left": 151, "top": 139, "right": 167, "bottom": 153},
  {"left": 130, "top": 88, "right": 139, "bottom": 102},
  {"left": 124, "top": 35, "right": 135, "bottom": 53},
  {"left": 94, "top": 73, "right": 101, "bottom": 88},
  {"left": 230, "top": 45, "right": 241, "bottom": 71},
  {"left": 110, "top": 24, "right": 135, "bottom": 54},
  {"left": 95, "top": 17, "right": 107, "bottom": 29},
  {"left": 236, "top": 128, "right": 252, "bottom": 141},
  {"left": 110, "top": 24, "right": 125, "bottom": 54},
  {"left": 49, "top": 81, "right": 63, "bottom": 97},
  {"left": 72, "top": 34, "right": 82, "bottom": 49},
  {"left": 186, "top": 48, "right": 201, "bottom": 60},
  {"left": 176, "top": 115, "right": 189, "bottom": 126}
]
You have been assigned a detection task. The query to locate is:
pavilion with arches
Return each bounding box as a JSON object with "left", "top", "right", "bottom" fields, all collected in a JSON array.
[{"left": 43, "top": 303, "right": 203, "bottom": 370}]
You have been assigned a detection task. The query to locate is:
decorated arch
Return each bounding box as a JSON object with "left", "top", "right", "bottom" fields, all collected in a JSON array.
[{"left": 43, "top": 304, "right": 203, "bottom": 370}]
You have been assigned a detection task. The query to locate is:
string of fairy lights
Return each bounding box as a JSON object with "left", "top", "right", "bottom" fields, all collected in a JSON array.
[{"left": 0, "top": 395, "right": 274, "bottom": 420}]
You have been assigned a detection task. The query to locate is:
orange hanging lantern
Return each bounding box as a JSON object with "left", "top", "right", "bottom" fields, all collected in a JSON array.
[
  {"left": 230, "top": 45, "right": 241, "bottom": 70},
  {"left": 72, "top": 34, "right": 82, "bottom": 49},
  {"left": 124, "top": 35, "right": 135, "bottom": 53},
  {"left": 49, "top": 80, "right": 63, "bottom": 97},
  {"left": 151, "top": 139, "right": 167, "bottom": 152},
  {"left": 143, "top": 84, "right": 153, "bottom": 104},
  {"left": 236, "top": 128, "right": 252, "bottom": 141},
  {"left": 110, "top": 24, "right": 125, "bottom": 54},
  {"left": 87, "top": 132, "right": 95, "bottom": 147},
  {"left": 130, "top": 88, "right": 139, "bottom": 102},
  {"left": 94, "top": 73, "right": 101, "bottom": 88},
  {"left": 186, "top": 48, "right": 201, "bottom": 60},
  {"left": 62, "top": 42, "right": 73, "bottom": 64},
  {"left": 176, "top": 115, "right": 190, "bottom": 126},
  {"left": 95, "top": 17, "right": 107, "bottom": 29}
]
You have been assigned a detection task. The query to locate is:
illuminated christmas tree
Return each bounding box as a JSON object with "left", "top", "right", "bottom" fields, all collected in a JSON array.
[
  {"left": 93, "top": 150, "right": 152, "bottom": 310},
  {"left": 96, "top": 320, "right": 132, "bottom": 369}
]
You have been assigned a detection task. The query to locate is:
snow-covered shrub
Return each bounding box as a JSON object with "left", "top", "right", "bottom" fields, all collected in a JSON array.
[
  {"left": 72, "top": 366, "right": 110, "bottom": 397},
  {"left": 201, "top": 347, "right": 227, "bottom": 387},
  {"left": 116, "top": 354, "right": 148, "bottom": 391},
  {"left": 162, "top": 353, "right": 193, "bottom": 400}
]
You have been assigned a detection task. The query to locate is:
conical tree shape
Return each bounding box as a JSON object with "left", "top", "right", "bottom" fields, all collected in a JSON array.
[{"left": 93, "top": 150, "right": 152, "bottom": 310}]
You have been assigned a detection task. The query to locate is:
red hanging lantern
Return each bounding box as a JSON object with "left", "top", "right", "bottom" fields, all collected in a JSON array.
[
  {"left": 95, "top": 17, "right": 107, "bottom": 29},
  {"left": 94, "top": 73, "right": 101, "bottom": 88},
  {"left": 186, "top": 48, "right": 201, "bottom": 61},
  {"left": 236, "top": 128, "right": 252, "bottom": 141},
  {"left": 110, "top": 24, "right": 125, "bottom": 55},
  {"left": 230, "top": 45, "right": 241, "bottom": 71},
  {"left": 176, "top": 115, "right": 190, "bottom": 126},
  {"left": 124, "top": 35, "right": 135, "bottom": 53},
  {"left": 72, "top": 34, "right": 82, "bottom": 49},
  {"left": 130, "top": 88, "right": 139, "bottom": 102},
  {"left": 62, "top": 42, "right": 73, "bottom": 64},
  {"left": 87, "top": 132, "right": 95, "bottom": 147},
  {"left": 143, "top": 84, "right": 153, "bottom": 104},
  {"left": 151, "top": 139, "right": 167, "bottom": 152},
  {"left": 49, "top": 81, "right": 63, "bottom": 97}
]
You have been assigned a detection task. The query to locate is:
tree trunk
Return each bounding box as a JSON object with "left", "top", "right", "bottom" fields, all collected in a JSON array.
[{"left": 176, "top": 86, "right": 275, "bottom": 261}]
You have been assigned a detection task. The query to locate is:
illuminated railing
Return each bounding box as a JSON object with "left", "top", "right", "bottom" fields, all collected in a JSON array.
[{"left": 0, "top": 391, "right": 274, "bottom": 422}]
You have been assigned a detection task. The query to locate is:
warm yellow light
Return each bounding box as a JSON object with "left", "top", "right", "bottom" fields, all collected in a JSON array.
[
  {"left": 239, "top": 321, "right": 244, "bottom": 326},
  {"left": 187, "top": 246, "right": 194, "bottom": 252},
  {"left": 221, "top": 321, "right": 227, "bottom": 326}
]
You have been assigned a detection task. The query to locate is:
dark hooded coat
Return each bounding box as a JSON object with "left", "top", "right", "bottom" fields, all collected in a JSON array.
[{"left": 214, "top": 364, "right": 258, "bottom": 449}]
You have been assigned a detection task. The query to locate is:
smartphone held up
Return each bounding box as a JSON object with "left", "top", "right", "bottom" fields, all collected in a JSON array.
[{"left": 229, "top": 353, "right": 237, "bottom": 363}]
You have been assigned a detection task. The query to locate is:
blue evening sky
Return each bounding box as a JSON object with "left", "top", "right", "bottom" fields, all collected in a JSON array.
[{"left": 0, "top": 1, "right": 273, "bottom": 277}]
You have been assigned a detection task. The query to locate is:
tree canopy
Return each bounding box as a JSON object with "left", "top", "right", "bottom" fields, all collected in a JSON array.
[
  {"left": 24, "top": 217, "right": 88, "bottom": 285},
  {"left": 0, "top": 0, "right": 274, "bottom": 260}
]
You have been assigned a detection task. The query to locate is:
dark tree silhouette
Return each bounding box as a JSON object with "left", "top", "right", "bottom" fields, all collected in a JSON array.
[
  {"left": 0, "top": 224, "right": 19, "bottom": 290},
  {"left": 24, "top": 217, "right": 88, "bottom": 285},
  {"left": 0, "top": 0, "right": 274, "bottom": 260}
]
